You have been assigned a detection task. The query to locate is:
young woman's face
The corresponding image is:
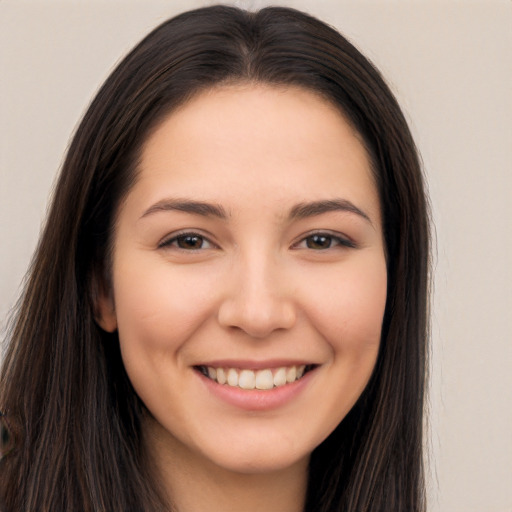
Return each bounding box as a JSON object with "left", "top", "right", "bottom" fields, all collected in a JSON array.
[{"left": 98, "top": 84, "right": 387, "bottom": 475}]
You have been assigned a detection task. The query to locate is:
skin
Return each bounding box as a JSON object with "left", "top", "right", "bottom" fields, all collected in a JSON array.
[{"left": 97, "top": 84, "right": 387, "bottom": 512}]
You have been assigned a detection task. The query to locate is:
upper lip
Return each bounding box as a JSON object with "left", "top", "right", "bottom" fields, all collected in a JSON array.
[{"left": 195, "top": 359, "right": 316, "bottom": 370}]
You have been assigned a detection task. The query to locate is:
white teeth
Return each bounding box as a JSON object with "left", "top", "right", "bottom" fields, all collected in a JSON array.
[
  {"left": 227, "top": 368, "right": 238, "bottom": 387},
  {"left": 201, "top": 364, "right": 310, "bottom": 390},
  {"left": 216, "top": 368, "right": 227, "bottom": 385},
  {"left": 238, "top": 370, "right": 256, "bottom": 390},
  {"left": 273, "top": 367, "right": 287, "bottom": 387},
  {"left": 255, "top": 369, "right": 274, "bottom": 390},
  {"left": 286, "top": 366, "right": 297, "bottom": 383}
]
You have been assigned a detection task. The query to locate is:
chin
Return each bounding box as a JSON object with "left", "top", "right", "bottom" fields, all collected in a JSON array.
[{"left": 206, "top": 448, "right": 310, "bottom": 476}]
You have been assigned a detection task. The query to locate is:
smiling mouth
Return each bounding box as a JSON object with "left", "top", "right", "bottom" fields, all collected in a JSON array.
[{"left": 195, "top": 364, "right": 315, "bottom": 390}]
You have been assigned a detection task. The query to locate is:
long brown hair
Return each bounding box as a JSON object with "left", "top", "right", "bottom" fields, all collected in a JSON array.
[{"left": 0, "top": 6, "right": 429, "bottom": 511}]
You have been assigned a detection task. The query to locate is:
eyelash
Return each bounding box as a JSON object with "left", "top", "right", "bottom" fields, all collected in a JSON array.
[
  {"left": 159, "top": 231, "right": 216, "bottom": 251},
  {"left": 292, "top": 232, "right": 356, "bottom": 250},
  {"left": 159, "top": 231, "right": 355, "bottom": 251}
]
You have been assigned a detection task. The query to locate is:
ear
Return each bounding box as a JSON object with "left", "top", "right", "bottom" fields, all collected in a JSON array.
[
  {"left": 92, "top": 274, "right": 118, "bottom": 333},
  {"left": 96, "top": 291, "right": 118, "bottom": 333}
]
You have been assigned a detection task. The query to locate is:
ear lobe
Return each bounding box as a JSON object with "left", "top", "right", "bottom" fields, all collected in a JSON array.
[
  {"left": 95, "top": 291, "right": 118, "bottom": 333},
  {"left": 92, "top": 275, "right": 118, "bottom": 333}
]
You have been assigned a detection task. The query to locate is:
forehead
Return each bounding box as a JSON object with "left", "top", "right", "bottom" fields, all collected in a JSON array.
[
  {"left": 143, "top": 83, "right": 364, "bottom": 163},
  {"left": 129, "top": 83, "right": 379, "bottom": 223}
]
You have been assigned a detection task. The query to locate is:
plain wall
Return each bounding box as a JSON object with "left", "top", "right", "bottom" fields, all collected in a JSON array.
[{"left": 1, "top": 1, "right": 511, "bottom": 511}]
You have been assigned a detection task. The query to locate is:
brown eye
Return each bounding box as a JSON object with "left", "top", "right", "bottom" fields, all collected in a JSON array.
[
  {"left": 176, "top": 234, "right": 206, "bottom": 249},
  {"left": 159, "top": 232, "right": 215, "bottom": 251},
  {"left": 305, "top": 234, "right": 334, "bottom": 250},
  {"left": 293, "top": 232, "right": 356, "bottom": 251}
]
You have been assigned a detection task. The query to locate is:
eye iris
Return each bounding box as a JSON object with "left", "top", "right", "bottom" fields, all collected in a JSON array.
[
  {"left": 306, "top": 234, "right": 332, "bottom": 249},
  {"left": 177, "top": 235, "right": 203, "bottom": 249}
]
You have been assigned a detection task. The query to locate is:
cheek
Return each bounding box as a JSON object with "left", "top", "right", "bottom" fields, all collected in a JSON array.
[
  {"left": 310, "top": 255, "right": 387, "bottom": 426},
  {"left": 110, "top": 259, "right": 222, "bottom": 414},
  {"left": 111, "top": 258, "right": 218, "bottom": 359},
  {"left": 304, "top": 254, "right": 387, "bottom": 359}
]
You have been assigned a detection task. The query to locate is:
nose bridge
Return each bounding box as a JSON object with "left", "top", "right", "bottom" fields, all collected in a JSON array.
[{"left": 217, "top": 245, "right": 296, "bottom": 337}]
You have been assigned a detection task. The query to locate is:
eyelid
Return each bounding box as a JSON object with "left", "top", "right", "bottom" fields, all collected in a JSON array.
[
  {"left": 158, "top": 230, "right": 218, "bottom": 250},
  {"left": 291, "top": 230, "right": 357, "bottom": 250},
  {"left": 157, "top": 229, "right": 355, "bottom": 251}
]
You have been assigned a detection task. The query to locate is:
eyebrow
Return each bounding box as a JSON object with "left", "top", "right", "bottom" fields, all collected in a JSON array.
[
  {"left": 140, "top": 197, "right": 372, "bottom": 225},
  {"left": 140, "top": 199, "right": 228, "bottom": 220},
  {"left": 288, "top": 198, "right": 372, "bottom": 225}
]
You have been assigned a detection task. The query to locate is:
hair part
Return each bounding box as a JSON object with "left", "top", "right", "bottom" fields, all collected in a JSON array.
[{"left": 1, "top": 5, "right": 429, "bottom": 511}]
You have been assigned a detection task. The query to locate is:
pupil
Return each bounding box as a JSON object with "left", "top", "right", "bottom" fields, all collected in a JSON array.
[
  {"left": 307, "top": 235, "right": 331, "bottom": 249},
  {"left": 178, "top": 235, "right": 202, "bottom": 249}
]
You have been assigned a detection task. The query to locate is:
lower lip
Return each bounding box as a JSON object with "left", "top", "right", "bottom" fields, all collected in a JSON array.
[{"left": 197, "top": 368, "right": 316, "bottom": 411}]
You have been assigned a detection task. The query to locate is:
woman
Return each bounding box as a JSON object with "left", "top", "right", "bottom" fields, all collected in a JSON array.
[{"left": 0, "top": 5, "right": 430, "bottom": 511}]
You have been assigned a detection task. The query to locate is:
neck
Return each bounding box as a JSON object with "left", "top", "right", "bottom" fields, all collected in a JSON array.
[{"left": 144, "top": 417, "right": 309, "bottom": 512}]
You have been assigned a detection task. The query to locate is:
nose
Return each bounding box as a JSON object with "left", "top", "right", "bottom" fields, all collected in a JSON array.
[{"left": 217, "top": 253, "right": 297, "bottom": 339}]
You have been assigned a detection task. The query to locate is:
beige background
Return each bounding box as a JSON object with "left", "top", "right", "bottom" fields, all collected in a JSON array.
[{"left": 1, "top": 1, "right": 511, "bottom": 510}]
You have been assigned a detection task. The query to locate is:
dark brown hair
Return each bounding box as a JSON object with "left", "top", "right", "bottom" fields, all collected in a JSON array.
[{"left": 0, "top": 5, "right": 429, "bottom": 511}]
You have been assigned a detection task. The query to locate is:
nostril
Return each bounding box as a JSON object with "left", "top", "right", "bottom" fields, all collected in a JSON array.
[{"left": 217, "top": 296, "right": 296, "bottom": 338}]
